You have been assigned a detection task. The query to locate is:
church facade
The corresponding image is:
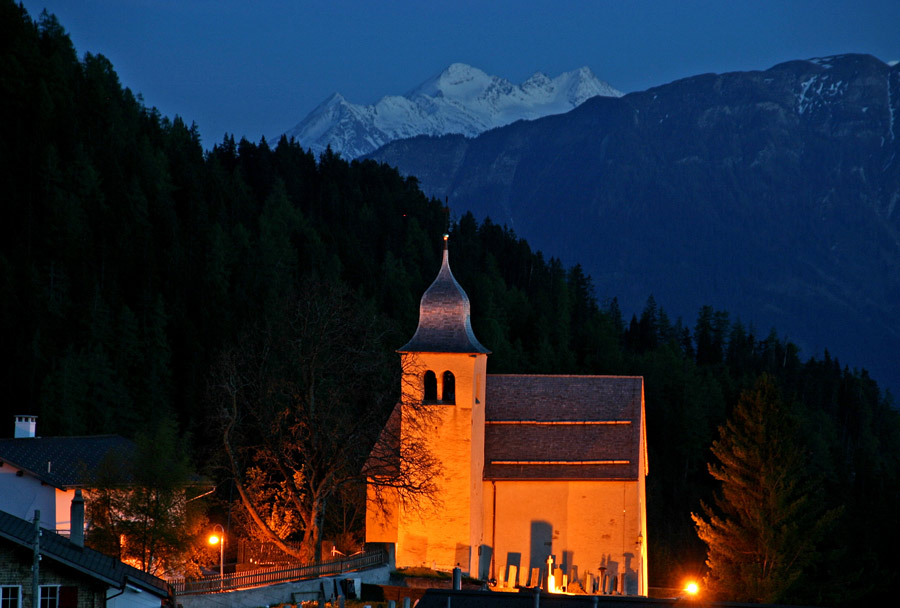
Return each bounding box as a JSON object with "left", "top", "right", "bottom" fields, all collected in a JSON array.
[{"left": 366, "top": 236, "right": 648, "bottom": 595}]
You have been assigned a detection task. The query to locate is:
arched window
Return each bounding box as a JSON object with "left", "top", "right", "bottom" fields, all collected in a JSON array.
[
  {"left": 442, "top": 371, "right": 456, "bottom": 403},
  {"left": 423, "top": 370, "right": 437, "bottom": 401}
]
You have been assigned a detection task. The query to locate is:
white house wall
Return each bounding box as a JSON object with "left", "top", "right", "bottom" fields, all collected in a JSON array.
[
  {"left": 108, "top": 585, "right": 166, "bottom": 608},
  {"left": 0, "top": 463, "right": 67, "bottom": 530}
]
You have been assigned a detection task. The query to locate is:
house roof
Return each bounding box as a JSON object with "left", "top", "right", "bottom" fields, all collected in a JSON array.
[
  {"left": 484, "top": 375, "right": 645, "bottom": 481},
  {"left": 0, "top": 435, "right": 136, "bottom": 489},
  {"left": 0, "top": 509, "right": 169, "bottom": 598},
  {"left": 398, "top": 236, "right": 490, "bottom": 355}
]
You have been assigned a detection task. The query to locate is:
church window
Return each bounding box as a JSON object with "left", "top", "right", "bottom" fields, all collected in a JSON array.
[
  {"left": 442, "top": 371, "right": 456, "bottom": 403},
  {"left": 424, "top": 371, "right": 437, "bottom": 401}
]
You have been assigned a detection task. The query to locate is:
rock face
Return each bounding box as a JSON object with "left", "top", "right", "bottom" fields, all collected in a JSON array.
[
  {"left": 368, "top": 54, "right": 900, "bottom": 392},
  {"left": 280, "top": 63, "right": 621, "bottom": 159}
]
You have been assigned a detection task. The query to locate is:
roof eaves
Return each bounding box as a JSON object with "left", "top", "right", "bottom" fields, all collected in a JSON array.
[
  {"left": 44, "top": 554, "right": 121, "bottom": 588},
  {"left": 121, "top": 573, "right": 171, "bottom": 597},
  {"left": 0, "top": 460, "right": 65, "bottom": 490},
  {"left": 0, "top": 510, "right": 168, "bottom": 595},
  {"left": 483, "top": 473, "right": 640, "bottom": 482},
  {"left": 0, "top": 528, "right": 119, "bottom": 587}
]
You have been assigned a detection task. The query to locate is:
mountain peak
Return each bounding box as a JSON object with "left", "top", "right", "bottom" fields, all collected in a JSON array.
[
  {"left": 408, "top": 63, "right": 496, "bottom": 100},
  {"left": 442, "top": 62, "right": 486, "bottom": 76},
  {"left": 281, "top": 64, "right": 621, "bottom": 158},
  {"left": 322, "top": 92, "right": 346, "bottom": 106},
  {"left": 523, "top": 71, "right": 552, "bottom": 87}
]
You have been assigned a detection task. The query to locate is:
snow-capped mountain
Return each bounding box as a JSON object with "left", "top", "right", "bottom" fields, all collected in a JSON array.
[{"left": 281, "top": 63, "right": 622, "bottom": 159}]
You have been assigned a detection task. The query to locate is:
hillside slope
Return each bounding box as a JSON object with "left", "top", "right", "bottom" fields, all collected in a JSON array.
[{"left": 369, "top": 54, "right": 900, "bottom": 392}]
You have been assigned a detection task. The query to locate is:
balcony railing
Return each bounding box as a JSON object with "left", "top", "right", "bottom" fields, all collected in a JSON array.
[{"left": 170, "top": 548, "right": 388, "bottom": 596}]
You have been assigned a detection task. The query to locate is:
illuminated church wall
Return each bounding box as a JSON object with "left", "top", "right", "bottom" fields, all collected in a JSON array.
[
  {"left": 484, "top": 479, "right": 647, "bottom": 594},
  {"left": 392, "top": 351, "right": 487, "bottom": 573},
  {"left": 365, "top": 236, "right": 648, "bottom": 595}
]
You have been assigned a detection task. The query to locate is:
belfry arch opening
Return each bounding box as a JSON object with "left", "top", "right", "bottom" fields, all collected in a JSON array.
[
  {"left": 442, "top": 371, "right": 456, "bottom": 403},
  {"left": 422, "top": 369, "right": 457, "bottom": 404},
  {"left": 423, "top": 370, "right": 437, "bottom": 401}
]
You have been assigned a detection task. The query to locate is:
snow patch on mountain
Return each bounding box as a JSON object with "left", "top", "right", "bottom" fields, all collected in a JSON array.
[
  {"left": 280, "top": 63, "right": 622, "bottom": 158},
  {"left": 796, "top": 72, "right": 848, "bottom": 115}
]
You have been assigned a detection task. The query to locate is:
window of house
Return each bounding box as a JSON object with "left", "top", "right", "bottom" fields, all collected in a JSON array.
[
  {"left": 39, "top": 586, "right": 58, "bottom": 608},
  {"left": 423, "top": 370, "right": 437, "bottom": 401},
  {"left": 1, "top": 587, "right": 20, "bottom": 608},
  {"left": 442, "top": 371, "right": 455, "bottom": 403}
]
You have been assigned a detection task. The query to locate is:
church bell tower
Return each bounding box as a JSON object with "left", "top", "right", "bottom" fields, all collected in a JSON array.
[{"left": 393, "top": 234, "right": 490, "bottom": 573}]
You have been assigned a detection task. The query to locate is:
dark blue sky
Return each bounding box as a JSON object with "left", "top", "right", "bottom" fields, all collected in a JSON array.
[{"left": 19, "top": 1, "right": 900, "bottom": 149}]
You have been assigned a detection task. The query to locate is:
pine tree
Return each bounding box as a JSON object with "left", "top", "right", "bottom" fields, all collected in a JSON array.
[{"left": 692, "top": 375, "right": 840, "bottom": 604}]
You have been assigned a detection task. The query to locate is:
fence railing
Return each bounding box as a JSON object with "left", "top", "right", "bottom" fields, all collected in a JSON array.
[{"left": 170, "top": 548, "right": 388, "bottom": 596}]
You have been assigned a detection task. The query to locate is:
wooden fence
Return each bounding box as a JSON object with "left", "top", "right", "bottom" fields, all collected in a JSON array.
[{"left": 170, "top": 548, "right": 388, "bottom": 596}]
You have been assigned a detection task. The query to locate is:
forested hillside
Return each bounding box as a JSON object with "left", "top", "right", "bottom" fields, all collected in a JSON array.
[{"left": 2, "top": 3, "right": 899, "bottom": 603}]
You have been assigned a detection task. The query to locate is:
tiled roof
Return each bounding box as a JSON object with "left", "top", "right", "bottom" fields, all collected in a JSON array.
[
  {"left": 484, "top": 375, "right": 644, "bottom": 481},
  {"left": 398, "top": 238, "right": 490, "bottom": 354},
  {"left": 0, "top": 509, "right": 169, "bottom": 597},
  {"left": 0, "top": 435, "right": 136, "bottom": 489}
]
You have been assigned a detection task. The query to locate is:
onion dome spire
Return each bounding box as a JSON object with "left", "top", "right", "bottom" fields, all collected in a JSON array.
[{"left": 398, "top": 234, "right": 490, "bottom": 354}]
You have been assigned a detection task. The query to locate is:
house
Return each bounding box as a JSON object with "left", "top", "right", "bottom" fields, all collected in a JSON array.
[
  {"left": 0, "top": 416, "right": 136, "bottom": 536},
  {"left": 366, "top": 236, "right": 648, "bottom": 595},
  {"left": 0, "top": 508, "right": 170, "bottom": 608}
]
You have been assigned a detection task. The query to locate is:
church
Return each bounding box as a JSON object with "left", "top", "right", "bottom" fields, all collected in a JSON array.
[{"left": 366, "top": 235, "right": 648, "bottom": 596}]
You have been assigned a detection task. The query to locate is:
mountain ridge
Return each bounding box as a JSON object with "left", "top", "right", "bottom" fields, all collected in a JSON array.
[
  {"left": 367, "top": 53, "right": 900, "bottom": 392},
  {"left": 281, "top": 63, "right": 622, "bottom": 159}
]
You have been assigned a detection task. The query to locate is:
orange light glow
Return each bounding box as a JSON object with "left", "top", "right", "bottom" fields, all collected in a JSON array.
[
  {"left": 208, "top": 534, "right": 221, "bottom": 546},
  {"left": 684, "top": 581, "right": 699, "bottom": 596}
]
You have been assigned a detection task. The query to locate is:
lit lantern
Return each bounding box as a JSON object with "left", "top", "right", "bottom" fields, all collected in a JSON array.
[{"left": 209, "top": 524, "right": 225, "bottom": 584}]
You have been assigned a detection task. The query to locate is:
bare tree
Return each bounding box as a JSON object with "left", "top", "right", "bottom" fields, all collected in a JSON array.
[
  {"left": 211, "top": 283, "right": 439, "bottom": 561},
  {"left": 363, "top": 352, "right": 443, "bottom": 517}
]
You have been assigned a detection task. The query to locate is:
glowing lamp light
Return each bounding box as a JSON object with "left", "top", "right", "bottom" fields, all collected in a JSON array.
[
  {"left": 210, "top": 524, "right": 225, "bottom": 585},
  {"left": 684, "top": 581, "right": 700, "bottom": 596}
]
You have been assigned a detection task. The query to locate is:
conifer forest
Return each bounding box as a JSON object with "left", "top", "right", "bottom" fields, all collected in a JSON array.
[{"left": 2, "top": 3, "right": 899, "bottom": 605}]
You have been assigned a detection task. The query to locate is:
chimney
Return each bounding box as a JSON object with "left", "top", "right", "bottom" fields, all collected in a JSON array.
[
  {"left": 70, "top": 490, "right": 85, "bottom": 547},
  {"left": 14, "top": 415, "right": 37, "bottom": 438}
]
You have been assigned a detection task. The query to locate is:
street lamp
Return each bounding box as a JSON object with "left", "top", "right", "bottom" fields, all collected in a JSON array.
[
  {"left": 208, "top": 524, "right": 225, "bottom": 582},
  {"left": 684, "top": 580, "right": 700, "bottom": 597}
]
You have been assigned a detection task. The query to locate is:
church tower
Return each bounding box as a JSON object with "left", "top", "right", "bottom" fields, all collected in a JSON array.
[{"left": 368, "top": 234, "right": 490, "bottom": 574}]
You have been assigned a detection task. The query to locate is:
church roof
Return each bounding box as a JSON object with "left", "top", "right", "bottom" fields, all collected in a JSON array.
[
  {"left": 398, "top": 236, "right": 490, "bottom": 354},
  {"left": 484, "top": 375, "right": 645, "bottom": 481}
]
